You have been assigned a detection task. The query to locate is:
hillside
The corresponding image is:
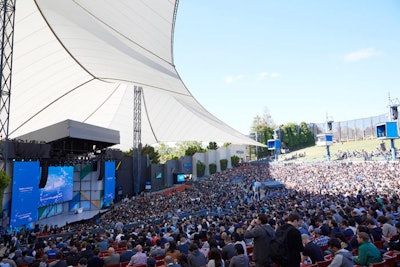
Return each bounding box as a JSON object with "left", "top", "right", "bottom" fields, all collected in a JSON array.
[{"left": 279, "top": 139, "right": 396, "bottom": 162}]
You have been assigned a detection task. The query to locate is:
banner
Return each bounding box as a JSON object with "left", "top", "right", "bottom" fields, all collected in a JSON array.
[{"left": 11, "top": 161, "right": 40, "bottom": 227}]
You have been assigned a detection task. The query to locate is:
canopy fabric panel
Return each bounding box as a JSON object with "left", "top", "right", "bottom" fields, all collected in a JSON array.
[{"left": 9, "top": 0, "right": 263, "bottom": 150}]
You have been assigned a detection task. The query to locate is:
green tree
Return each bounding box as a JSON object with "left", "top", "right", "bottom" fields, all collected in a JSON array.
[
  {"left": 207, "top": 142, "right": 218, "bottom": 150},
  {"left": 251, "top": 107, "right": 275, "bottom": 132},
  {"left": 123, "top": 145, "right": 161, "bottom": 164},
  {"left": 185, "top": 143, "right": 205, "bottom": 156},
  {"left": 251, "top": 109, "right": 315, "bottom": 153},
  {"left": 0, "top": 170, "right": 11, "bottom": 211},
  {"left": 141, "top": 144, "right": 160, "bottom": 164},
  {"left": 220, "top": 159, "right": 228, "bottom": 171},
  {"left": 123, "top": 149, "right": 133, "bottom": 157},
  {"left": 281, "top": 123, "right": 299, "bottom": 149},
  {"left": 155, "top": 143, "right": 175, "bottom": 163},
  {"left": 196, "top": 161, "right": 206, "bottom": 177},
  {"left": 209, "top": 163, "right": 217, "bottom": 174},
  {"left": 175, "top": 141, "right": 199, "bottom": 157},
  {"left": 280, "top": 122, "right": 315, "bottom": 150},
  {"left": 250, "top": 108, "right": 277, "bottom": 159},
  {"left": 299, "top": 122, "right": 315, "bottom": 146},
  {"left": 231, "top": 155, "right": 240, "bottom": 167}
]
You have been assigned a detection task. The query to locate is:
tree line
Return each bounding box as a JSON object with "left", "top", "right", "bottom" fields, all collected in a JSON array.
[{"left": 123, "top": 109, "right": 316, "bottom": 163}]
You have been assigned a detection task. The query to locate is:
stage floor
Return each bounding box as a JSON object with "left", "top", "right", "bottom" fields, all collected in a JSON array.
[{"left": 36, "top": 209, "right": 107, "bottom": 228}]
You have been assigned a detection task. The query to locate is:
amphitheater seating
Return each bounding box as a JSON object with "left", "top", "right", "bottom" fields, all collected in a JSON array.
[
  {"left": 156, "top": 259, "right": 165, "bottom": 266},
  {"left": 316, "top": 259, "right": 332, "bottom": 267},
  {"left": 374, "top": 240, "right": 385, "bottom": 249},
  {"left": 383, "top": 256, "right": 396, "bottom": 267},
  {"left": 320, "top": 245, "right": 328, "bottom": 254},
  {"left": 246, "top": 245, "right": 254, "bottom": 254},
  {"left": 369, "top": 260, "right": 386, "bottom": 267},
  {"left": 155, "top": 255, "right": 165, "bottom": 261}
]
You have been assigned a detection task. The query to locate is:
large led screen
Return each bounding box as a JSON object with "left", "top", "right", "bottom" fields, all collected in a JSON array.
[
  {"left": 104, "top": 161, "right": 116, "bottom": 206},
  {"left": 39, "top": 166, "right": 73, "bottom": 206},
  {"left": 11, "top": 161, "right": 40, "bottom": 227}
]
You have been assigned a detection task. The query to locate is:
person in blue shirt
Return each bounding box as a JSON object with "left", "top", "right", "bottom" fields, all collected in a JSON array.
[{"left": 45, "top": 244, "right": 59, "bottom": 259}]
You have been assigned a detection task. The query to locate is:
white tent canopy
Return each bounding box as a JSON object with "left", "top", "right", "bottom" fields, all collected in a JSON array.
[{"left": 8, "top": 0, "right": 263, "bottom": 151}]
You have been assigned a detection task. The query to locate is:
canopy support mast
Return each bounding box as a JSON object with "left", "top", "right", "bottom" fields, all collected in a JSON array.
[{"left": 0, "top": 0, "right": 16, "bottom": 171}]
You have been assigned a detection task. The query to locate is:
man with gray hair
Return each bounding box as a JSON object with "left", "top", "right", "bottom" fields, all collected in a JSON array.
[
  {"left": 164, "top": 255, "right": 181, "bottom": 267},
  {"left": 127, "top": 245, "right": 147, "bottom": 267}
]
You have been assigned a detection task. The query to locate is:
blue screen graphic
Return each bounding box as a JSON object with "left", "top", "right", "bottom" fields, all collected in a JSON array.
[
  {"left": 39, "top": 166, "right": 73, "bottom": 206},
  {"left": 177, "top": 173, "right": 185, "bottom": 183},
  {"left": 104, "top": 161, "right": 116, "bottom": 206},
  {"left": 11, "top": 161, "right": 40, "bottom": 228}
]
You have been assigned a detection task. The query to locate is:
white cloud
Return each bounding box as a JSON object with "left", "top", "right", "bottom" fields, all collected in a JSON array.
[
  {"left": 344, "top": 48, "right": 383, "bottom": 62},
  {"left": 224, "top": 74, "right": 245, "bottom": 83},
  {"left": 226, "top": 72, "right": 280, "bottom": 83},
  {"left": 224, "top": 75, "right": 234, "bottom": 83},
  {"left": 270, "top": 72, "right": 280, "bottom": 78},
  {"left": 257, "top": 72, "right": 269, "bottom": 80},
  {"left": 236, "top": 74, "right": 245, "bottom": 81},
  {"left": 257, "top": 71, "right": 280, "bottom": 80}
]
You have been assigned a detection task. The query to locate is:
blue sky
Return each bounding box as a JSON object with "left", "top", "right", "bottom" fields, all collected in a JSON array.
[{"left": 173, "top": 1, "right": 400, "bottom": 135}]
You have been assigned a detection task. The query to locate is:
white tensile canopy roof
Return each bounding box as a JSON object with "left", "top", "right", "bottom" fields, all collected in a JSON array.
[{"left": 9, "top": 0, "right": 263, "bottom": 151}]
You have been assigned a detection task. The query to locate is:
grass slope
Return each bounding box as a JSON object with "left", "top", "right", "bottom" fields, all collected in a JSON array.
[{"left": 280, "top": 139, "right": 396, "bottom": 162}]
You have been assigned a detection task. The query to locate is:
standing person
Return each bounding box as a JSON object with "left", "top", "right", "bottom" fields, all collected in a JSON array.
[
  {"left": 229, "top": 244, "right": 249, "bottom": 267},
  {"left": 353, "top": 232, "right": 382, "bottom": 266},
  {"left": 326, "top": 238, "right": 353, "bottom": 267},
  {"left": 244, "top": 213, "right": 275, "bottom": 267},
  {"left": 271, "top": 212, "right": 304, "bottom": 267}
]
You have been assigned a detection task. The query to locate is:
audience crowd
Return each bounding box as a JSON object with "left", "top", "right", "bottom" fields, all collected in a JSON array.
[{"left": 1, "top": 160, "right": 400, "bottom": 267}]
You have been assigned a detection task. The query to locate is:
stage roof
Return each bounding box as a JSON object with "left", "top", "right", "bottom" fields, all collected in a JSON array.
[
  {"left": 8, "top": 0, "right": 264, "bottom": 151},
  {"left": 16, "top": 119, "right": 119, "bottom": 157},
  {"left": 17, "top": 119, "right": 119, "bottom": 145}
]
